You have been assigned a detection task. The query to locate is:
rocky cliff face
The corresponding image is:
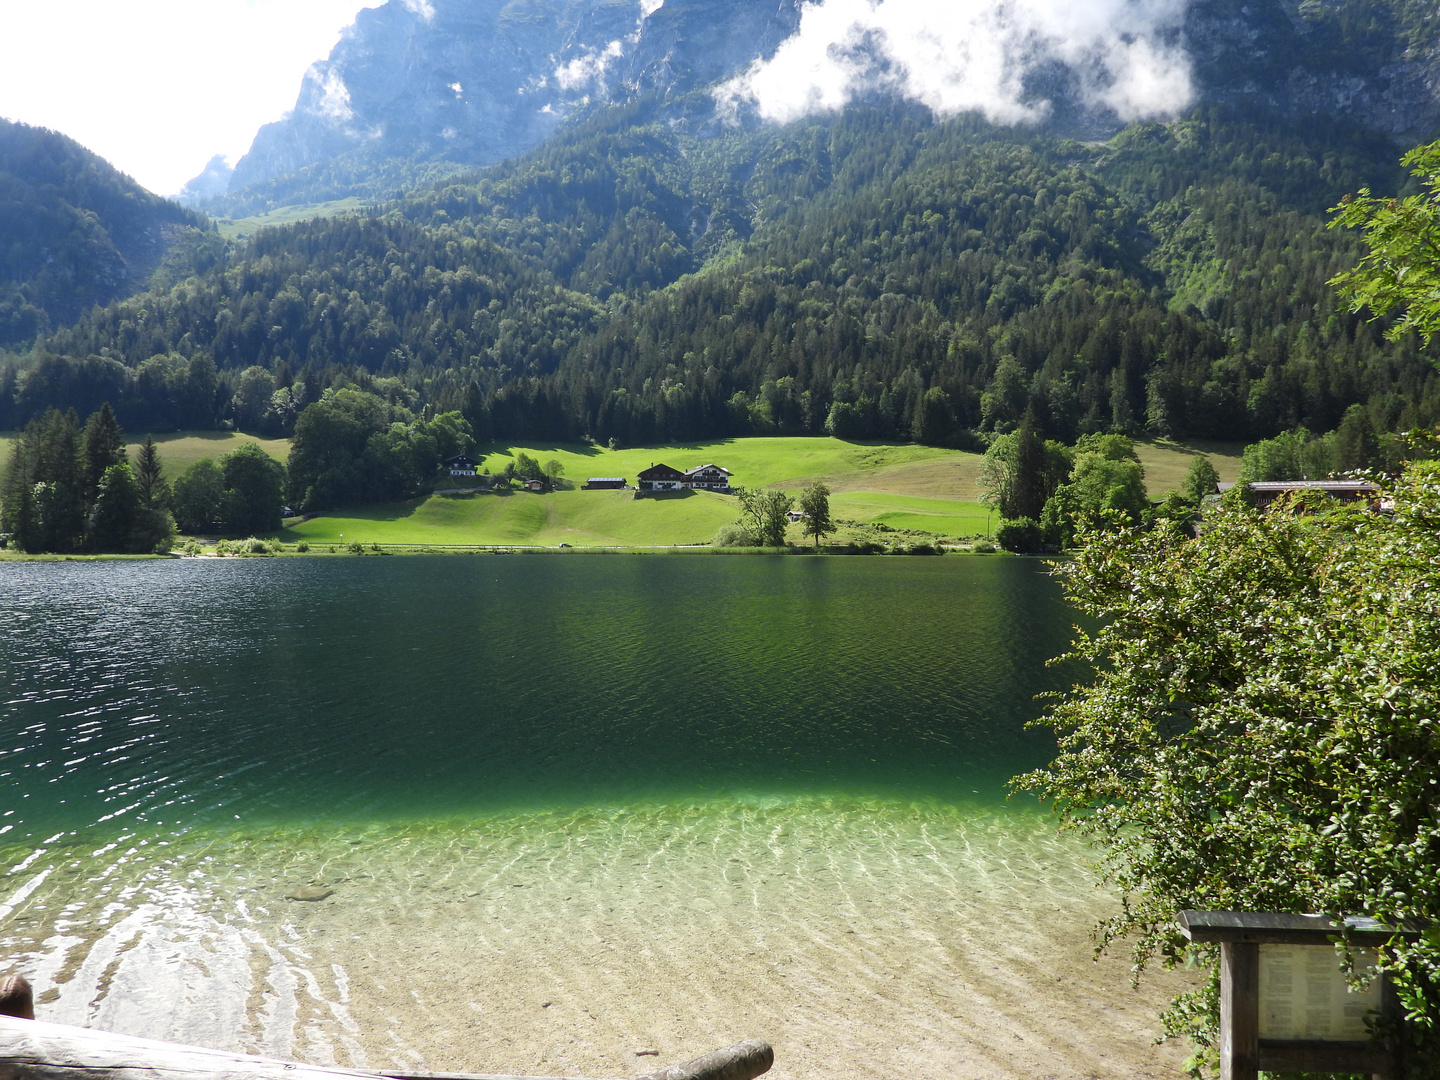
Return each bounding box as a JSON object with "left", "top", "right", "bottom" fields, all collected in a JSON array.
[
  {"left": 218, "top": 0, "right": 1440, "bottom": 201},
  {"left": 227, "top": 0, "right": 802, "bottom": 195}
]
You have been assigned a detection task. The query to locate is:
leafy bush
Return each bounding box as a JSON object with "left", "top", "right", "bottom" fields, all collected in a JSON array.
[
  {"left": 296, "top": 541, "right": 309, "bottom": 552},
  {"left": 711, "top": 522, "right": 756, "bottom": 547},
  {"left": 995, "top": 517, "right": 1043, "bottom": 553},
  {"left": 972, "top": 541, "right": 997, "bottom": 553}
]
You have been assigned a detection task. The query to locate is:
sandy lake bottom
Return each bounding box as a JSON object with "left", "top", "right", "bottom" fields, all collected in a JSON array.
[{"left": 1, "top": 798, "right": 1197, "bottom": 1080}]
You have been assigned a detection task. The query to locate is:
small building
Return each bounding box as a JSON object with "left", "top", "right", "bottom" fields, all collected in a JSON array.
[
  {"left": 583, "top": 477, "right": 627, "bottom": 490},
  {"left": 637, "top": 463, "right": 685, "bottom": 491},
  {"left": 683, "top": 464, "right": 733, "bottom": 491},
  {"left": 523, "top": 478, "right": 546, "bottom": 493},
  {"left": 786, "top": 509, "right": 807, "bottom": 523},
  {"left": 1217, "top": 480, "right": 1381, "bottom": 510},
  {"left": 443, "top": 454, "right": 480, "bottom": 477}
]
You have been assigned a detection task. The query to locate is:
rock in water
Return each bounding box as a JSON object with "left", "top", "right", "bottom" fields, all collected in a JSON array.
[{"left": 288, "top": 885, "right": 334, "bottom": 902}]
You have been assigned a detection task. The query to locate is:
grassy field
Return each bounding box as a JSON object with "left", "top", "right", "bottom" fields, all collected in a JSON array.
[
  {"left": 284, "top": 436, "right": 1243, "bottom": 548},
  {"left": 214, "top": 198, "right": 368, "bottom": 241},
  {"left": 0, "top": 430, "right": 1245, "bottom": 548}
]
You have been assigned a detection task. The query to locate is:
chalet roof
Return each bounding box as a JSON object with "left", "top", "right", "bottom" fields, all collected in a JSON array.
[
  {"left": 637, "top": 462, "right": 684, "bottom": 478},
  {"left": 586, "top": 477, "right": 626, "bottom": 483},
  {"left": 1218, "top": 480, "right": 1380, "bottom": 493},
  {"left": 443, "top": 453, "right": 480, "bottom": 466},
  {"left": 683, "top": 464, "right": 731, "bottom": 476}
]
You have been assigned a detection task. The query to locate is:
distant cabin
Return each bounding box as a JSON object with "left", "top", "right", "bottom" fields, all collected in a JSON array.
[
  {"left": 523, "top": 478, "right": 546, "bottom": 492},
  {"left": 584, "top": 477, "right": 627, "bottom": 490},
  {"left": 684, "top": 464, "right": 732, "bottom": 491},
  {"left": 786, "top": 509, "right": 807, "bottom": 523},
  {"left": 637, "top": 463, "right": 686, "bottom": 491},
  {"left": 1217, "top": 480, "right": 1382, "bottom": 510},
  {"left": 443, "top": 454, "right": 480, "bottom": 477}
]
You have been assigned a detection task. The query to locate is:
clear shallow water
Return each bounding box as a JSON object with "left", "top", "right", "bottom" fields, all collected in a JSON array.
[{"left": 0, "top": 556, "right": 1190, "bottom": 1079}]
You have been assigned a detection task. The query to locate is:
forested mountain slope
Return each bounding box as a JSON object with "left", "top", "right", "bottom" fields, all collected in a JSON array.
[
  {"left": 0, "top": 121, "right": 207, "bottom": 352},
  {"left": 7, "top": 99, "right": 1437, "bottom": 450}
]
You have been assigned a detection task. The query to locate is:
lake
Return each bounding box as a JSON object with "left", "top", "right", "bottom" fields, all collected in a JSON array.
[{"left": 0, "top": 555, "right": 1191, "bottom": 1079}]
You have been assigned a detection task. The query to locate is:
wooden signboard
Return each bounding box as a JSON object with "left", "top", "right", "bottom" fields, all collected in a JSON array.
[{"left": 1176, "top": 911, "right": 1419, "bottom": 1080}]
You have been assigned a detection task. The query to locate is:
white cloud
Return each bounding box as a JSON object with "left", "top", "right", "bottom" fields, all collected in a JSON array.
[
  {"left": 399, "top": 0, "right": 437, "bottom": 21},
  {"left": 716, "top": 0, "right": 1194, "bottom": 128},
  {"left": 0, "top": 0, "right": 377, "bottom": 195},
  {"left": 641, "top": 0, "right": 665, "bottom": 15},
  {"left": 307, "top": 67, "right": 356, "bottom": 122},
  {"left": 554, "top": 39, "right": 626, "bottom": 91}
]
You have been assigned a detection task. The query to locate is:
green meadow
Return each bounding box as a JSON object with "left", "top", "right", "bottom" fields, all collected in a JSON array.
[
  {"left": 282, "top": 436, "right": 1240, "bottom": 548},
  {"left": 0, "top": 430, "right": 1243, "bottom": 549},
  {"left": 213, "top": 198, "right": 368, "bottom": 241}
]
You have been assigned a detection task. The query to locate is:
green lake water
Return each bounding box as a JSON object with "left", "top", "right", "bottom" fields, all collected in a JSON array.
[
  {"left": 0, "top": 556, "right": 1183, "bottom": 1079},
  {"left": 1, "top": 555, "right": 1073, "bottom": 839}
]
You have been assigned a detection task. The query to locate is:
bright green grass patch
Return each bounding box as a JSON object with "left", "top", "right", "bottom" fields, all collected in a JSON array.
[
  {"left": 477, "top": 437, "right": 971, "bottom": 492},
  {"left": 215, "top": 198, "right": 368, "bottom": 241},
  {"left": 282, "top": 438, "right": 991, "bottom": 548},
  {"left": 282, "top": 487, "right": 740, "bottom": 548},
  {"left": 1, "top": 430, "right": 288, "bottom": 486},
  {"left": 830, "top": 493, "right": 990, "bottom": 537}
]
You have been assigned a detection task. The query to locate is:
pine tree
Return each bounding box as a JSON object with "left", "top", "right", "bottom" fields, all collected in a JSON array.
[
  {"left": 82, "top": 402, "right": 125, "bottom": 505},
  {"left": 134, "top": 435, "right": 168, "bottom": 509},
  {"left": 1011, "top": 407, "right": 1047, "bottom": 521}
]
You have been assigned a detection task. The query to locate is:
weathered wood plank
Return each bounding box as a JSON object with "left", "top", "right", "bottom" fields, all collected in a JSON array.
[
  {"left": 0, "top": 1017, "right": 382, "bottom": 1080},
  {"left": 0, "top": 1019, "right": 771, "bottom": 1080},
  {"left": 1178, "top": 910, "right": 1425, "bottom": 945},
  {"left": 1219, "top": 941, "right": 1259, "bottom": 1080},
  {"left": 632, "top": 1041, "right": 772, "bottom": 1080},
  {"left": 1257, "top": 1039, "right": 1393, "bottom": 1075}
]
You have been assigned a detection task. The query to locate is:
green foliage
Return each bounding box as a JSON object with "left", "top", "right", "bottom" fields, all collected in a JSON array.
[
  {"left": 1015, "top": 467, "right": 1440, "bottom": 1075},
  {"left": 286, "top": 388, "right": 474, "bottom": 510},
  {"left": 994, "top": 516, "right": 1042, "bottom": 553},
  {"left": 172, "top": 458, "right": 224, "bottom": 533},
  {"left": 734, "top": 486, "right": 794, "bottom": 547},
  {"left": 1238, "top": 427, "right": 1333, "bottom": 482},
  {"left": 798, "top": 481, "right": 836, "bottom": 547},
  {"left": 220, "top": 443, "right": 286, "bottom": 535},
  {"left": 1329, "top": 139, "right": 1440, "bottom": 342},
  {"left": 0, "top": 119, "right": 205, "bottom": 350},
  {"left": 6, "top": 104, "right": 1440, "bottom": 461},
  {"left": 133, "top": 434, "right": 168, "bottom": 510},
  {"left": 1181, "top": 455, "right": 1220, "bottom": 504}
]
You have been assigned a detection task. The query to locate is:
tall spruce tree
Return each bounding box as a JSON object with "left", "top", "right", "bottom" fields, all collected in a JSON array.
[
  {"left": 134, "top": 435, "right": 168, "bottom": 509},
  {"left": 1012, "top": 407, "right": 1047, "bottom": 522},
  {"left": 81, "top": 402, "right": 125, "bottom": 505}
]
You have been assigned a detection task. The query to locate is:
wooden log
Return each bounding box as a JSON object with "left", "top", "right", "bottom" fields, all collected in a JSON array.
[
  {"left": 0, "top": 1019, "right": 771, "bottom": 1080},
  {"left": 0, "top": 1017, "right": 384, "bottom": 1080},
  {"left": 632, "top": 1040, "right": 772, "bottom": 1080}
]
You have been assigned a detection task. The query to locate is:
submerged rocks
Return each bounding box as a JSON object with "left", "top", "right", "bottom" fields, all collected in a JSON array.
[{"left": 287, "top": 884, "right": 334, "bottom": 902}]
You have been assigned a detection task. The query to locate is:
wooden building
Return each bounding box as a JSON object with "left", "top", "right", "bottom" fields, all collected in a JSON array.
[
  {"left": 637, "top": 463, "right": 686, "bottom": 491},
  {"left": 583, "top": 477, "right": 627, "bottom": 489},
  {"left": 683, "top": 464, "right": 732, "bottom": 490},
  {"left": 442, "top": 454, "right": 480, "bottom": 477}
]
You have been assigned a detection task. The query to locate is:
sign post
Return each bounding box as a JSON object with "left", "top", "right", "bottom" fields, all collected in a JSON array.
[{"left": 1177, "top": 911, "right": 1417, "bottom": 1080}]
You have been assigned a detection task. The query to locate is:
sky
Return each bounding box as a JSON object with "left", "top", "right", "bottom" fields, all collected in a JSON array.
[{"left": 0, "top": 0, "right": 377, "bottom": 196}]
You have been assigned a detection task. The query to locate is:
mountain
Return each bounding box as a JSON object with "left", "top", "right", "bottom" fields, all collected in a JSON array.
[
  {"left": 8, "top": 1, "right": 1440, "bottom": 464},
  {"left": 0, "top": 120, "right": 207, "bottom": 349},
  {"left": 195, "top": 0, "right": 1440, "bottom": 213}
]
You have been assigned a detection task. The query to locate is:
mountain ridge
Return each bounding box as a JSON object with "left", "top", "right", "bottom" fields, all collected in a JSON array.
[{"left": 192, "top": 0, "right": 1440, "bottom": 214}]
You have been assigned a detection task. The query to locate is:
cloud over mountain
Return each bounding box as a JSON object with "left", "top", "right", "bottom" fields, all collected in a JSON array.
[{"left": 715, "top": 0, "right": 1194, "bottom": 127}]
